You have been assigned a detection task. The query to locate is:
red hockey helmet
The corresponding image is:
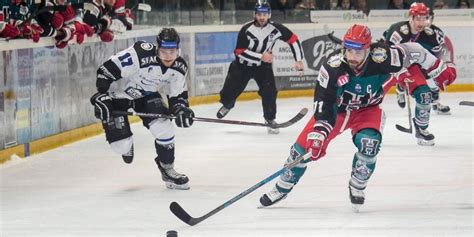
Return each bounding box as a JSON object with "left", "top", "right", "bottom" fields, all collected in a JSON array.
[
  {"left": 343, "top": 24, "right": 372, "bottom": 50},
  {"left": 409, "top": 2, "right": 430, "bottom": 17}
]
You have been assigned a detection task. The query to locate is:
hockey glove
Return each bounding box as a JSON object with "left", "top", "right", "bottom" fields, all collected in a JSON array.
[
  {"left": 305, "top": 130, "right": 326, "bottom": 161},
  {"left": 427, "top": 59, "right": 456, "bottom": 91},
  {"left": 90, "top": 92, "right": 114, "bottom": 123},
  {"left": 173, "top": 105, "right": 194, "bottom": 128},
  {"left": 0, "top": 23, "right": 21, "bottom": 38}
]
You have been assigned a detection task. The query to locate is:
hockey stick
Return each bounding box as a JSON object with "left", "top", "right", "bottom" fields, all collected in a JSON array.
[
  {"left": 112, "top": 108, "right": 307, "bottom": 129},
  {"left": 170, "top": 152, "right": 312, "bottom": 226},
  {"left": 459, "top": 101, "right": 474, "bottom": 106},
  {"left": 395, "top": 80, "right": 413, "bottom": 134}
]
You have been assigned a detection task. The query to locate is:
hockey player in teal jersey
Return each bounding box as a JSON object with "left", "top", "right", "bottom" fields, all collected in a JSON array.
[{"left": 258, "top": 24, "right": 456, "bottom": 211}]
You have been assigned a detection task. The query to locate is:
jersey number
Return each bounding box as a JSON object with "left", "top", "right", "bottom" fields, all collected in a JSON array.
[{"left": 118, "top": 53, "right": 133, "bottom": 67}]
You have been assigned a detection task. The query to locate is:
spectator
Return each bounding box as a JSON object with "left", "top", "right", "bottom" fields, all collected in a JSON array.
[
  {"left": 433, "top": 0, "right": 449, "bottom": 9},
  {"left": 456, "top": 0, "right": 471, "bottom": 8},
  {"left": 322, "top": 0, "right": 339, "bottom": 10},
  {"left": 295, "top": 0, "right": 317, "bottom": 9},
  {"left": 387, "top": 0, "right": 410, "bottom": 9},
  {"left": 338, "top": 0, "right": 353, "bottom": 10},
  {"left": 355, "top": 0, "right": 369, "bottom": 14}
]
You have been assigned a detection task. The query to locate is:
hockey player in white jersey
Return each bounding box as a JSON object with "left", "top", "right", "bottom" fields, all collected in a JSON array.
[{"left": 90, "top": 28, "right": 194, "bottom": 190}]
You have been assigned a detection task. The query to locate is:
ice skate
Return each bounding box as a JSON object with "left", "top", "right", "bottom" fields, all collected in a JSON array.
[
  {"left": 121, "top": 145, "right": 134, "bottom": 164},
  {"left": 157, "top": 161, "right": 190, "bottom": 190},
  {"left": 259, "top": 187, "right": 287, "bottom": 208},
  {"left": 396, "top": 84, "right": 406, "bottom": 109},
  {"left": 432, "top": 102, "right": 451, "bottom": 115},
  {"left": 216, "top": 106, "right": 231, "bottom": 119},
  {"left": 265, "top": 119, "right": 280, "bottom": 134},
  {"left": 349, "top": 184, "right": 365, "bottom": 213},
  {"left": 413, "top": 119, "right": 435, "bottom": 146}
]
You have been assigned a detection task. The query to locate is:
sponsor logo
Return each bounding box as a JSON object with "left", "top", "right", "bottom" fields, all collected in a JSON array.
[
  {"left": 355, "top": 84, "right": 362, "bottom": 93},
  {"left": 140, "top": 56, "right": 158, "bottom": 66}
]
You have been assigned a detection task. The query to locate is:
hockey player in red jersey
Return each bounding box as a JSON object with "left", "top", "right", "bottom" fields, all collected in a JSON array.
[
  {"left": 258, "top": 24, "right": 456, "bottom": 211},
  {"left": 384, "top": 2, "right": 457, "bottom": 145},
  {"left": 90, "top": 28, "right": 194, "bottom": 190}
]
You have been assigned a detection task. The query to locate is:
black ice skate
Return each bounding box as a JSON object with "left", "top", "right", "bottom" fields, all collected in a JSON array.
[
  {"left": 349, "top": 184, "right": 365, "bottom": 213},
  {"left": 396, "top": 84, "right": 406, "bottom": 109},
  {"left": 157, "top": 161, "right": 190, "bottom": 190},
  {"left": 259, "top": 187, "right": 287, "bottom": 208},
  {"left": 432, "top": 103, "right": 451, "bottom": 115},
  {"left": 121, "top": 145, "right": 134, "bottom": 164},
  {"left": 265, "top": 119, "right": 280, "bottom": 134},
  {"left": 216, "top": 106, "right": 231, "bottom": 119},
  {"left": 413, "top": 119, "right": 435, "bottom": 146}
]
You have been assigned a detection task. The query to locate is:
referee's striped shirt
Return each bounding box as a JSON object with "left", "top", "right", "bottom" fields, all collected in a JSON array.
[{"left": 234, "top": 20, "right": 304, "bottom": 67}]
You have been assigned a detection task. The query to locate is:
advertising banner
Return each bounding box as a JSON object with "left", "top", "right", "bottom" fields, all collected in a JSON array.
[
  {"left": 194, "top": 32, "right": 237, "bottom": 96},
  {"left": 310, "top": 10, "right": 367, "bottom": 23}
]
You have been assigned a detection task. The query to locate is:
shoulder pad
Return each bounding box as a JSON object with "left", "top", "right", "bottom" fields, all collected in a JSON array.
[
  {"left": 326, "top": 53, "right": 343, "bottom": 68},
  {"left": 171, "top": 57, "right": 188, "bottom": 76},
  {"left": 423, "top": 27, "right": 434, "bottom": 35},
  {"left": 370, "top": 46, "right": 388, "bottom": 64}
]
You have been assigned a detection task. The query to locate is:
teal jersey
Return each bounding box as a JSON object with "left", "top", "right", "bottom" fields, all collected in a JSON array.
[
  {"left": 8, "top": 2, "right": 35, "bottom": 21},
  {"left": 312, "top": 42, "right": 404, "bottom": 132}
]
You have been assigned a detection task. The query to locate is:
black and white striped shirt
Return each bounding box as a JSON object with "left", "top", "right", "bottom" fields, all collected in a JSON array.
[{"left": 234, "top": 20, "right": 304, "bottom": 67}]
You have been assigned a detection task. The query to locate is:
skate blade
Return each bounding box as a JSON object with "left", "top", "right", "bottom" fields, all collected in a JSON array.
[
  {"left": 417, "top": 139, "right": 435, "bottom": 146},
  {"left": 165, "top": 182, "right": 190, "bottom": 190},
  {"left": 351, "top": 204, "right": 362, "bottom": 213}
]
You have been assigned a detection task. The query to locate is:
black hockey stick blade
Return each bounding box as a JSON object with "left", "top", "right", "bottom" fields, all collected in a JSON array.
[
  {"left": 459, "top": 101, "right": 474, "bottom": 106},
  {"left": 273, "top": 107, "right": 308, "bottom": 128},
  {"left": 395, "top": 124, "right": 412, "bottom": 134},
  {"left": 169, "top": 202, "right": 201, "bottom": 226}
]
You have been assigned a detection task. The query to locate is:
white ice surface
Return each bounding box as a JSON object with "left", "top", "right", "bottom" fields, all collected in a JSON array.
[{"left": 1, "top": 93, "right": 473, "bottom": 237}]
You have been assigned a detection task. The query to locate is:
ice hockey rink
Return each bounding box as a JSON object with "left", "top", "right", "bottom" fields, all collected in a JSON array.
[{"left": 1, "top": 92, "right": 473, "bottom": 237}]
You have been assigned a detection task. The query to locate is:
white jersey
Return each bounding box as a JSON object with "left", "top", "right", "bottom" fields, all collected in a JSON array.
[{"left": 97, "top": 41, "right": 188, "bottom": 101}]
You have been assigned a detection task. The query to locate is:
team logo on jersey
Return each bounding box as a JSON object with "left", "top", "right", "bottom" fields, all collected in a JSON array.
[
  {"left": 400, "top": 25, "right": 409, "bottom": 35},
  {"left": 424, "top": 27, "right": 434, "bottom": 35},
  {"left": 141, "top": 43, "right": 154, "bottom": 51},
  {"left": 327, "top": 54, "right": 342, "bottom": 68},
  {"left": 355, "top": 84, "right": 362, "bottom": 93},
  {"left": 371, "top": 47, "right": 387, "bottom": 64}
]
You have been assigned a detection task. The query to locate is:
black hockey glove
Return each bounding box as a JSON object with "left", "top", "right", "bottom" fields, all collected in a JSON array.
[
  {"left": 173, "top": 104, "right": 194, "bottom": 128},
  {"left": 90, "top": 92, "right": 114, "bottom": 123}
]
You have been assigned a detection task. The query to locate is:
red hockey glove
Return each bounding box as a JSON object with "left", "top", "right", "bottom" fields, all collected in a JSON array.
[
  {"left": 61, "top": 4, "right": 76, "bottom": 22},
  {"left": 0, "top": 23, "right": 21, "bottom": 38},
  {"left": 305, "top": 130, "right": 326, "bottom": 160},
  {"left": 427, "top": 59, "right": 457, "bottom": 91},
  {"left": 99, "top": 29, "right": 114, "bottom": 42},
  {"left": 51, "top": 12, "right": 64, "bottom": 29},
  {"left": 82, "top": 23, "right": 94, "bottom": 37}
]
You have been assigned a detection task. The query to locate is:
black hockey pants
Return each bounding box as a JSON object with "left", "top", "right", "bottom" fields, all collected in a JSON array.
[{"left": 219, "top": 61, "right": 278, "bottom": 120}]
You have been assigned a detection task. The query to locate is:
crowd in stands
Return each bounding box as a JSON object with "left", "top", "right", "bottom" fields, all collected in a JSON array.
[
  {"left": 0, "top": 0, "right": 134, "bottom": 47},
  {"left": 1, "top": 0, "right": 471, "bottom": 44}
]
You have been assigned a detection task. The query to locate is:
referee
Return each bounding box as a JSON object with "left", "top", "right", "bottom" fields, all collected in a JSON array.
[{"left": 216, "top": 0, "right": 304, "bottom": 134}]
